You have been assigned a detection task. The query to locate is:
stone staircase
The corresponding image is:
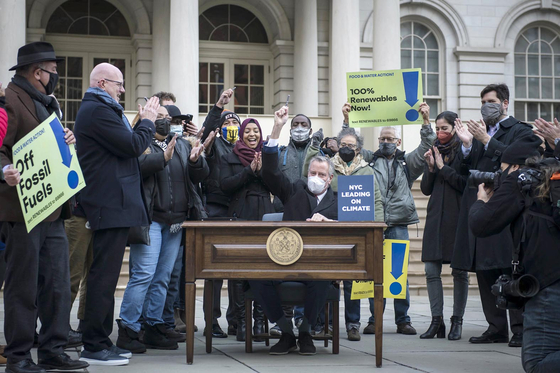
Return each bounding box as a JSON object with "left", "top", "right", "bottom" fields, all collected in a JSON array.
[
  {"left": 408, "top": 180, "right": 479, "bottom": 296},
  {"left": 116, "top": 179, "right": 479, "bottom": 297}
]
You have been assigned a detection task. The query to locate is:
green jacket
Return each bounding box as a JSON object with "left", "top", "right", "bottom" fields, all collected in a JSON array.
[{"left": 303, "top": 147, "right": 384, "bottom": 221}]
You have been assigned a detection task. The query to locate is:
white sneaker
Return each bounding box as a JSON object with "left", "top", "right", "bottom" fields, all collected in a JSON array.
[{"left": 79, "top": 349, "right": 129, "bottom": 366}]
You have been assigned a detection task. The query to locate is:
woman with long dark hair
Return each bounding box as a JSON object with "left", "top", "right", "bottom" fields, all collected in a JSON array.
[{"left": 420, "top": 111, "right": 469, "bottom": 340}]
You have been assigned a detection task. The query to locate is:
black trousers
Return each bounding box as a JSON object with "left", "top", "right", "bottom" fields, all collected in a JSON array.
[
  {"left": 204, "top": 203, "right": 235, "bottom": 325},
  {"left": 476, "top": 268, "right": 524, "bottom": 336},
  {"left": 82, "top": 227, "right": 129, "bottom": 352},
  {"left": 1, "top": 219, "right": 70, "bottom": 363},
  {"left": 247, "top": 281, "right": 330, "bottom": 325}
]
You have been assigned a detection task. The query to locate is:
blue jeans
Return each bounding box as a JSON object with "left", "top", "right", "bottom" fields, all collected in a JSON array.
[
  {"left": 120, "top": 221, "right": 182, "bottom": 332},
  {"left": 344, "top": 225, "right": 411, "bottom": 330},
  {"left": 163, "top": 245, "right": 184, "bottom": 329},
  {"left": 522, "top": 280, "right": 560, "bottom": 373}
]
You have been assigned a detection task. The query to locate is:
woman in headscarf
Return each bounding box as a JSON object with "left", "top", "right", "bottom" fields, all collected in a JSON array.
[{"left": 220, "top": 118, "right": 273, "bottom": 341}]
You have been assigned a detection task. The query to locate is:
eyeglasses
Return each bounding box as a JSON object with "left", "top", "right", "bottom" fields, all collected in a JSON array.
[
  {"left": 378, "top": 137, "right": 398, "bottom": 143},
  {"left": 102, "top": 78, "right": 125, "bottom": 89},
  {"left": 39, "top": 68, "right": 57, "bottom": 75},
  {"left": 340, "top": 143, "right": 358, "bottom": 150}
]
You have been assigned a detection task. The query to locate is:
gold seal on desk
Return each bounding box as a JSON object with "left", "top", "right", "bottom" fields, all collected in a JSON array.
[{"left": 266, "top": 227, "right": 304, "bottom": 265}]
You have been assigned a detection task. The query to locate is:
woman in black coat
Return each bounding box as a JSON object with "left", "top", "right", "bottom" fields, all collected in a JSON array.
[
  {"left": 220, "top": 118, "right": 273, "bottom": 341},
  {"left": 420, "top": 111, "right": 469, "bottom": 340},
  {"left": 220, "top": 118, "right": 276, "bottom": 219}
]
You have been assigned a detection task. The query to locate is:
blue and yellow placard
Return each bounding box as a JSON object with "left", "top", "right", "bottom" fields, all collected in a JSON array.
[
  {"left": 13, "top": 113, "right": 86, "bottom": 232},
  {"left": 351, "top": 239, "right": 410, "bottom": 300},
  {"left": 346, "top": 68, "right": 423, "bottom": 127}
]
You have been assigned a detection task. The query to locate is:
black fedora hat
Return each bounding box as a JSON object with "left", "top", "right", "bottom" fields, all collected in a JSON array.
[
  {"left": 164, "top": 105, "right": 191, "bottom": 120},
  {"left": 9, "top": 42, "right": 64, "bottom": 71}
]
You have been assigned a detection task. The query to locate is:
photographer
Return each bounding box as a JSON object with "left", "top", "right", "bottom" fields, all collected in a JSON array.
[{"left": 469, "top": 134, "right": 560, "bottom": 372}]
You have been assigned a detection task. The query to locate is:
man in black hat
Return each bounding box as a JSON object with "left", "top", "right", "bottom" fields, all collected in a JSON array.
[
  {"left": 0, "top": 42, "right": 89, "bottom": 373},
  {"left": 164, "top": 104, "right": 192, "bottom": 137}
]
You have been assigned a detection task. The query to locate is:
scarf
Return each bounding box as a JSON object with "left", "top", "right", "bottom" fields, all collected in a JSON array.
[
  {"left": 233, "top": 118, "right": 263, "bottom": 167},
  {"left": 86, "top": 87, "right": 131, "bottom": 132},
  {"left": 12, "top": 74, "right": 61, "bottom": 122},
  {"left": 434, "top": 134, "right": 461, "bottom": 164},
  {"left": 154, "top": 138, "right": 168, "bottom": 151},
  {"left": 332, "top": 153, "right": 368, "bottom": 176}
]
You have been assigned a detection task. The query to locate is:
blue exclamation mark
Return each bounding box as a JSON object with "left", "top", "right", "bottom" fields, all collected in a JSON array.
[{"left": 402, "top": 71, "right": 419, "bottom": 122}]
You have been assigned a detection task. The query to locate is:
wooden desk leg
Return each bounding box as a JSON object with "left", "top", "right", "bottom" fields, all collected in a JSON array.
[
  {"left": 185, "top": 282, "right": 196, "bottom": 365},
  {"left": 204, "top": 280, "right": 213, "bottom": 353},
  {"left": 333, "top": 300, "right": 340, "bottom": 354},
  {"left": 245, "top": 298, "right": 253, "bottom": 353},
  {"left": 374, "top": 284, "right": 383, "bottom": 368}
]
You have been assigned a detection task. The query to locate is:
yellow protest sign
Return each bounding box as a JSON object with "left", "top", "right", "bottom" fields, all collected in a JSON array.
[
  {"left": 13, "top": 113, "right": 85, "bottom": 232},
  {"left": 346, "top": 68, "right": 423, "bottom": 127},
  {"left": 351, "top": 239, "right": 410, "bottom": 300}
]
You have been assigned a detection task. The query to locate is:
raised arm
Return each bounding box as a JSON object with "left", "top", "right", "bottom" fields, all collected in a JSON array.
[
  {"left": 201, "top": 88, "right": 235, "bottom": 143},
  {"left": 261, "top": 106, "right": 295, "bottom": 203},
  {"left": 405, "top": 102, "right": 436, "bottom": 181},
  {"left": 88, "top": 97, "right": 158, "bottom": 159}
]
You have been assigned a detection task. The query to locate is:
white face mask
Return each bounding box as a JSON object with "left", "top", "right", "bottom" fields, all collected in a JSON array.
[
  {"left": 307, "top": 175, "right": 327, "bottom": 195},
  {"left": 170, "top": 124, "right": 183, "bottom": 136}
]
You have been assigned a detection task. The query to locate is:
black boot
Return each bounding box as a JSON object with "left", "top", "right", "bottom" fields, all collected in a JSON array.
[
  {"left": 231, "top": 280, "right": 246, "bottom": 342},
  {"left": 116, "top": 319, "right": 146, "bottom": 353},
  {"left": 448, "top": 316, "right": 463, "bottom": 341},
  {"left": 253, "top": 301, "right": 266, "bottom": 342},
  {"left": 419, "top": 316, "right": 445, "bottom": 339},
  {"left": 143, "top": 323, "right": 178, "bottom": 350}
]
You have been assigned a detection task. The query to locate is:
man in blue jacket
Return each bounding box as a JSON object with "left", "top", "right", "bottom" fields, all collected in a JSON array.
[{"left": 73, "top": 63, "right": 159, "bottom": 366}]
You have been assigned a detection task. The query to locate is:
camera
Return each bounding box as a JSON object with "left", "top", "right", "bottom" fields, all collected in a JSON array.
[
  {"left": 491, "top": 274, "right": 539, "bottom": 310},
  {"left": 468, "top": 170, "right": 500, "bottom": 188}
]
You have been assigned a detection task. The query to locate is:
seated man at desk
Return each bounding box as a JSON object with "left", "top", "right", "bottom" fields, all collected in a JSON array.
[{"left": 248, "top": 106, "right": 336, "bottom": 355}]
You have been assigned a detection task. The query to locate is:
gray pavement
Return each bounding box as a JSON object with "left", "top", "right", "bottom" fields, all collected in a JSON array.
[{"left": 0, "top": 294, "right": 524, "bottom": 372}]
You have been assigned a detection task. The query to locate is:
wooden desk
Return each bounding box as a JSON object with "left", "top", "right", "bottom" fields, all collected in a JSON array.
[{"left": 182, "top": 221, "right": 386, "bottom": 367}]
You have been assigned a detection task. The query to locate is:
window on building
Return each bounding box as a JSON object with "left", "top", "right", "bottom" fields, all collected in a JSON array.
[
  {"left": 54, "top": 57, "right": 83, "bottom": 130},
  {"left": 514, "top": 26, "right": 560, "bottom": 122},
  {"left": 46, "top": 0, "right": 130, "bottom": 37},
  {"left": 199, "top": 62, "right": 225, "bottom": 114},
  {"left": 199, "top": 5, "right": 268, "bottom": 44},
  {"left": 198, "top": 61, "right": 267, "bottom": 115},
  {"left": 400, "top": 21, "right": 440, "bottom": 118}
]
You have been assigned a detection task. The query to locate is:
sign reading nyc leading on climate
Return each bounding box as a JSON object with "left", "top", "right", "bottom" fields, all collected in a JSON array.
[
  {"left": 346, "top": 68, "right": 424, "bottom": 127},
  {"left": 337, "top": 175, "right": 375, "bottom": 221},
  {"left": 13, "top": 113, "right": 85, "bottom": 232}
]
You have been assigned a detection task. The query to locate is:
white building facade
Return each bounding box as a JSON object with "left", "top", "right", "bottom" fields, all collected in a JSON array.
[{"left": 1, "top": 0, "right": 559, "bottom": 149}]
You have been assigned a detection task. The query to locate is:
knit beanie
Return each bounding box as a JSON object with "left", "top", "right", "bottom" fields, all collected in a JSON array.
[{"left": 220, "top": 110, "right": 241, "bottom": 126}]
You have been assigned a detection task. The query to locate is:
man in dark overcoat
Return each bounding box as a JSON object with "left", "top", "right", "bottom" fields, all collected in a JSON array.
[
  {"left": 73, "top": 62, "right": 158, "bottom": 366},
  {"left": 0, "top": 42, "right": 88, "bottom": 373},
  {"left": 451, "top": 83, "right": 533, "bottom": 347},
  {"left": 248, "top": 106, "right": 336, "bottom": 356}
]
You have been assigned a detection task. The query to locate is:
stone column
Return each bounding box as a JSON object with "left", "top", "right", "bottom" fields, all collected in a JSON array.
[
  {"left": 0, "top": 0, "right": 25, "bottom": 86},
  {"left": 152, "top": 0, "right": 170, "bottom": 94},
  {"left": 169, "top": 0, "right": 198, "bottom": 115},
  {"left": 364, "top": 0, "right": 401, "bottom": 150},
  {"left": 293, "top": 0, "right": 318, "bottom": 116},
  {"left": 330, "top": 0, "right": 360, "bottom": 136}
]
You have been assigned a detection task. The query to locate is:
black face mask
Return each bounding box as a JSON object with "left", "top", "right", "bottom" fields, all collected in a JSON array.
[
  {"left": 155, "top": 118, "right": 170, "bottom": 136},
  {"left": 40, "top": 71, "right": 59, "bottom": 96},
  {"left": 338, "top": 146, "right": 356, "bottom": 162}
]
